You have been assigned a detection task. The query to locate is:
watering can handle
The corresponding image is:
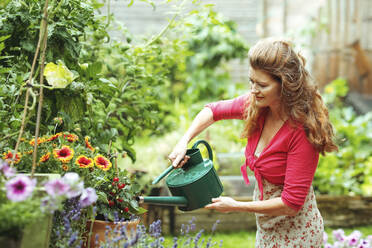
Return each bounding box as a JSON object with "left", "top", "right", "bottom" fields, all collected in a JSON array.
[{"left": 192, "top": 140, "right": 213, "bottom": 161}]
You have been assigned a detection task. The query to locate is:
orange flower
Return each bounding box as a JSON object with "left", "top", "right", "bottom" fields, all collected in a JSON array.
[
  {"left": 25, "top": 150, "right": 34, "bottom": 155},
  {"left": 53, "top": 146, "right": 74, "bottom": 163},
  {"left": 84, "top": 136, "right": 95, "bottom": 152},
  {"left": 2, "top": 151, "right": 21, "bottom": 164},
  {"left": 40, "top": 152, "right": 51, "bottom": 163},
  {"left": 62, "top": 164, "right": 69, "bottom": 171},
  {"left": 48, "top": 132, "right": 63, "bottom": 142},
  {"left": 94, "top": 155, "right": 112, "bottom": 171},
  {"left": 64, "top": 134, "right": 78, "bottom": 143},
  {"left": 29, "top": 137, "right": 46, "bottom": 146},
  {"left": 75, "top": 155, "right": 93, "bottom": 168}
]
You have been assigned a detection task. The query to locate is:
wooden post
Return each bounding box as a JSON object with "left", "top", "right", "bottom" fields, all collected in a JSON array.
[
  {"left": 283, "top": 0, "right": 288, "bottom": 34},
  {"left": 262, "top": 0, "right": 268, "bottom": 37},
  {"left": 326, "top": 0, "right": 332, "bottom": 84},
  {"left": 334, "top": 0, "right": 341, "bottom": 77},
  {"left": 339, "top": 0, "right": 350, "bottom": 79}
]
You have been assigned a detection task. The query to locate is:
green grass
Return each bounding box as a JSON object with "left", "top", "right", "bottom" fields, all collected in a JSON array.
[{"left": 163, "top": 225, "right": 372, "bottom": 247}]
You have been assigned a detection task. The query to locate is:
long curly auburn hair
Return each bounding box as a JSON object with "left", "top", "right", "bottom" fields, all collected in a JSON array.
[{"left": 241, "top": 38, "right": 338, "bottom": 154}]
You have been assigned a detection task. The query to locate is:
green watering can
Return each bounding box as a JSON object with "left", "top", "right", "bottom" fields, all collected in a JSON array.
[{"left": 137, "top": 140, "right": 223, "bottom": 211}]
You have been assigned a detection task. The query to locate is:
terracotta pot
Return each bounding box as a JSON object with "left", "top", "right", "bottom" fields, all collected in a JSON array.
[{"left": 83, "top": 219, "right": 140, "bottom": 248}]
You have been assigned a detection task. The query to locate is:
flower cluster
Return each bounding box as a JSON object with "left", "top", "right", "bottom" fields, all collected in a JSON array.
[
  {"left": 97, "top": 217, "right": 223, "bottom": 248},
  {"left": 323, "top": 229, "right": 372, "bottom": 248},
  {"left": 2, "top": 132, "right": 111, "bottom": 174},
  {"left": 1, "top": 159, "right": 97, "bottom": 213},
  {"left": 1, "top": 131, "right": 146, "bottom": 222}
]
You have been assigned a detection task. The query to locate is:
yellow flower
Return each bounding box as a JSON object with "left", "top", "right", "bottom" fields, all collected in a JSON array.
[
  {"left": 62, "top": 164, "right": 69, "bottom": 171},
  {"left": 2, "top": 151, "right": 21, "bottom": 164},
  {"left": 48, "top": 132, "right": 63, "bottom": 142},
  {"left": 29, "top": 137, "right": 46, "bottom": 146},
  {"left": 84, "top": 136, "right": 95, "bottom": 152},
  {"left": 75, "top": 155, "right": 93, "bottom": 168},
  {"left": 64, "top": 133, "right": 78, "bottom": 143},
  {"left": 53, "top": 146, "right": 74, "bottom": 163},
  {"left": 40, "top": 152, "right": 51, "bottom": 163},
  {"left": 94, "top": 155, "right": 112, "bottom": 171}
]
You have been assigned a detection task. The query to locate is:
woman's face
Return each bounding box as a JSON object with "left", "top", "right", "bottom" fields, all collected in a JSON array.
[{"left": 249, "top": 68, "right": 282, "bottom": 109}]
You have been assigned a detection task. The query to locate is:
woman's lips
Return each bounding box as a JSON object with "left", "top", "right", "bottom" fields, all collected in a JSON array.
[{"left": 256, "top": 96, "right": 264, "bottom": 101}]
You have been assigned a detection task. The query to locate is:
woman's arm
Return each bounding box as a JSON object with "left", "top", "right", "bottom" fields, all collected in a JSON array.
[
  {"left": 205, "top": 196, "right": 298, "bottom": 216},
  {"left": 168, "top": 107, "right": 215, "bottom": 167}
]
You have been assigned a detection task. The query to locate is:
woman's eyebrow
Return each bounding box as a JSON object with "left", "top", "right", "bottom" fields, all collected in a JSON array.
[{"left": 249, "top": 77, "right": 266, "bottom": 84}]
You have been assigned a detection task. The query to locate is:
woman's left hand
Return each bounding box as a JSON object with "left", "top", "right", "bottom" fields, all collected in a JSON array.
[{"left": 204, "top": 196, "right": 238, "bottom": 213}]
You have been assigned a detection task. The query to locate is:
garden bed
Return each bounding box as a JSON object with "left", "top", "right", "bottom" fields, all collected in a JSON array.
[{"left": 143, "top": 194, "right": 372, "bottom": 234}]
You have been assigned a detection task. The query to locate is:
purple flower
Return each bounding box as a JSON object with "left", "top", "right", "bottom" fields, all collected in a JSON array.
[
  {"left": 348, "top": 230, "right": 362, "bottom": 246},
  {"left": 44, "top": 179, "right": 70, "bottom": 196},
  {"left": 2, "top": 164, "right": 16, "bottom": 178},
  {"left": 333, "top": 241, "right": 344, "bottom": 248},
  {"left": 5, "top": 175, "right": 36, "bottom": 202},
  {"left": 62, "top": 172, "right": 84, "bottom": 198},
  {"left": 333, "top": 229, "right": 346, "bottom": 242},
  {"left": 324, "top": 244, "right": 333, "bottom": 248},
  {"left": 79, "top": 187, "right": 97, "bottom": 207},
  {"left": 358, "top": 239, "right": 370, "bottom": 248}
]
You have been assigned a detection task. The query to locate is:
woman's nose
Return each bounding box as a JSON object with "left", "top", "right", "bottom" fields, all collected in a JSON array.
[{"left": 251, "top": 84, "right": 259, "bottom": 94}]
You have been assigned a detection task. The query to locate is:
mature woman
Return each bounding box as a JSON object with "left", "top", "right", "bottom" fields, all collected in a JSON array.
[{"left": 168, "top": 38, "right": 338, "bottom": 247}]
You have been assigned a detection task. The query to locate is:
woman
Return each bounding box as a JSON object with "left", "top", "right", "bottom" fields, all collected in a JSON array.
[{"left": 168, "top": 38, "right": 338, "bottom": 247}]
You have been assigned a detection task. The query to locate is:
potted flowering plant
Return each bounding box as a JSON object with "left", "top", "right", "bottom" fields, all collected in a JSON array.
[
  {"left": 0, "top": 159, "right": 97, "bottom": 248},
  {"left": 2, "top": 131, "right": 146, "bottom": 221}
]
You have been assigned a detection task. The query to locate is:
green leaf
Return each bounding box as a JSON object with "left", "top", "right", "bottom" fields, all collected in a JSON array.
[{"left": 44, "top": 61, "right": 78, "bottom": 88}]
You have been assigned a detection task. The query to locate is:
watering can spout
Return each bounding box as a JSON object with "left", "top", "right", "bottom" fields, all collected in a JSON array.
[{"left": 137, "top": 196, "right": 188, "bottom": 207}]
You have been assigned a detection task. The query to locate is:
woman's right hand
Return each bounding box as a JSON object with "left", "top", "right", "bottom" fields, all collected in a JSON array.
[{"left": 168, "top": 140, "right": 190, "bottom": 168}]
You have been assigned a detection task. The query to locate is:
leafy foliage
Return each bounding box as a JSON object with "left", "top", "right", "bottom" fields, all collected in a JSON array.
[{"left": 313, "top": 79, "right": 372, "bottom": 195}]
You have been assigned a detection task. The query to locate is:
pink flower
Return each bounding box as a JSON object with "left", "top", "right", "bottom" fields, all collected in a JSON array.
[
  {"left": 323, "top": 232, "right": 328, "bottom": 244},
  {"left": 62, "top": 172, "right": 84, "bottom": 198},
  {"left": 44, "top": 179, "right": 69, "bottom": 196},
  {"left": 6, "top": 175, "right": 36, "bottom": 202},
  {"left": 79, "top": 187, "right": 97, "bottom": 207},
  {"left": 348, "top": 230, "right": 362, "bottom": 246},
  {"left": 333, "top": 229, "right": 345, "bottom": 242}
]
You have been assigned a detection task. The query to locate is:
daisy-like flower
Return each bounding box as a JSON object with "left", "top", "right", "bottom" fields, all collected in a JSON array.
[
  {"left": 75, "top": 155, "right": 93, "bottom": 168},
  {"left": 40, "top": 152, "right": 51, "bottom": 163},
  {"left": 2, "top": 151, "right": 21, "bottom": 164},
  {"left": 29, "top": 137, "right": 46, "bottom": 146},
  {"left": 5, "top": 175, "right": 36, "bottom": 202},
  {"left": 25, "top": 150, "right": 34, "bottom": 155},
  {"left": 47, "top": 132, "right": 63, "bottom": 142},
  {"left": 53, "top": 145, "right": 74, "bottom": 163},
  {"left": 64, "top": 133, "right": 78, "bottom": 143},
  {"left": 94, "top": 155, "right": 112, "bottom": 171},
  {"left": 62, "top": 164, "right": 69, "bottom": 171},
  {"left": 84, "top": 136, "right": 95, "bottom": 151}
]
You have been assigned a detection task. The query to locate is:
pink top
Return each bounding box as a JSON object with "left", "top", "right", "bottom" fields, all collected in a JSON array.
[{"left": 205, "top": 94, "right": 319, "bottom": 211}]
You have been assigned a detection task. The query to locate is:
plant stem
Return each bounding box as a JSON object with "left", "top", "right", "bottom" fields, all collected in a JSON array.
[
  {"left": 32, "top": 0, "right": 49, "bottom": 177},
  {"left": 145, "top": 0, "right": 187, "bottom": 47},
  {"left": 11, "top": 2, "right": 48, "bottom": 166}
]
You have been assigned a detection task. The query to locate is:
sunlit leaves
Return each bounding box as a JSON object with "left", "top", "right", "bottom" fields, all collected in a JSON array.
[{"left": 44, "top": 61, "right": 78, "bottom": 89}]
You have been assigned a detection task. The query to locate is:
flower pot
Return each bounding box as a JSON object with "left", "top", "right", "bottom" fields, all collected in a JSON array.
[{"left": 83, "top": 219, "right": 140, "bottom": 248}]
